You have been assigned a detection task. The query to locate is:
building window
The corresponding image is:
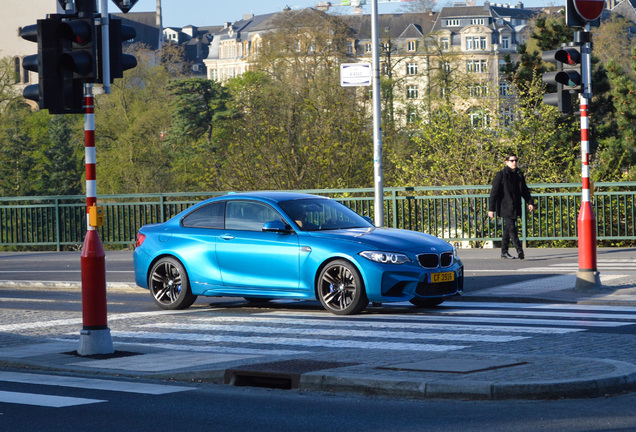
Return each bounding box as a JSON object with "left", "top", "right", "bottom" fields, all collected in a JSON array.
[
  {"left": 500, "top": 107, "right": 514, "bottom": 126},
  {"left": 406, "top": 62, "right": 418, "bottom": 75},
  {"left": 440, "top": 38, "right": 450, "bottom": 51},
  {"left": 501, "top": 36, "right": 509, "bottom": 49},
  {"left": 445, "top": 19, "right": 460, "bottom": 26},
  {"left": 467, "top": 59, "right": 488, "bottom": 73},
  {"left": 466, "top": 36, "right": 487, "bottom": 51},
  {"left": 406, "top": 85, "right": 419, "bottom": 99},
  {"left": 381, "top": 62, "right": 389, "bottom": 75},
  {"left": 365, "top": 43, "right": 372, "bottom": 53},
  {"left": 210, "top": 69, "right": 218, "bottom": 81},
  {"left": 468, "top": 83, "right": 488, "bottom": 97},
  {"left": 470, "top": 18, "right": 485, "bottom": 25},
  {"left": 407, "top": 40, "right": 416, "bottom": 52},
  {"left": 381, "top": 42, "right": 390, "bottom": 52},
  {"left": 469, "top": 109, "right": 490, "bottom": 128},
  {"left": 499, "top": 81, "right": 512, "bottom": 96},
  {"left": 407, "top": 107, "right": 419, "bottom": 124},
  {"left": 13, "top": 57, "right": 22, "bottom": 83}
]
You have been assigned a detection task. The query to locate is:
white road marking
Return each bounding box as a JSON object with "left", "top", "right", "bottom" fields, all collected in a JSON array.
[
  {"left": 0, "top": 390, "right": 104, "bottom": 408},
  {"left": 0, "top": 371, "right": 192, "bottom": 395}
]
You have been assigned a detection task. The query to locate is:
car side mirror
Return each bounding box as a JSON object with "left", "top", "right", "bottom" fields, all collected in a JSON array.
[
  {"left": 262, "top": 220, "right": 292, "bottom": 233},
  {"left": 363, "top": 216, "right": 375, "bottom": 226}
]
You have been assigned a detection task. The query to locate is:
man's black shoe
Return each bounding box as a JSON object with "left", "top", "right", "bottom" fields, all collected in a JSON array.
[
  {"left": 518, "top": 252, "right": 525, "bottom": 260},
  {"left": 501, "top": 252, "right": 516, "bottom": 259}
]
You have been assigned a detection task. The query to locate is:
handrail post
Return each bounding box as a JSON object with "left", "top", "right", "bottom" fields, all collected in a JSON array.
[{"left": 55, "top": 198, "right": 61, "bottom": 251}]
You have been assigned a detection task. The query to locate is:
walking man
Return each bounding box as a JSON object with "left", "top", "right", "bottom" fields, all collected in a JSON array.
[{"left": 488, "top": 153, "right": 534, "bottom": 259}]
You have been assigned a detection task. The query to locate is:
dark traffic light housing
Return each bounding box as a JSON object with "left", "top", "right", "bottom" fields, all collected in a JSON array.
[
  {"left": 20, "top": 11, "right": 137, "bottom": 114},
  {"left": 20, "top": 16, "right": 66, "bottom": 113},
  {"left": 542, "top": 43, "right": 582, "bottom": 115},
  {"left": 100, "top": 17, "right": 137, "bottom": 83}
]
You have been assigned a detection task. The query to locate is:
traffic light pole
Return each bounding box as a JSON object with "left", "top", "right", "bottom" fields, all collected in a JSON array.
[
  {"left": 77, "top": 83, "right": 113, "bottom": 356},
  {"left": 575, "top": 25, "right": 600, "bottom": 289}
]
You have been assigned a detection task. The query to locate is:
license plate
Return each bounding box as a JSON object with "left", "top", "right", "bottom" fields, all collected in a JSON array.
[{"left": 430, "top": 272, "right": 454, "bottom": 283}]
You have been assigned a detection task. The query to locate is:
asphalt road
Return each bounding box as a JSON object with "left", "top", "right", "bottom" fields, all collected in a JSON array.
[{"left": 1, "top": 247, "right": 634, "bottom": 292}]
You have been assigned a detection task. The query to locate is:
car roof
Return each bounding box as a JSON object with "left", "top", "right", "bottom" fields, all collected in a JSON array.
[{"left": 214, "top": 191, "right": 327, "bottom": 204}]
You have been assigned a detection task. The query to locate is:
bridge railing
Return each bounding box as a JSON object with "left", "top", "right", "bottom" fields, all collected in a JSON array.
[{"left": 1, "top": 182, "right": 634, "bottom": 249}]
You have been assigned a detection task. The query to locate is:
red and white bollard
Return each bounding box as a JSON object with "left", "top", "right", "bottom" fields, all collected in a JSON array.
[
  {"left": 576, "top": 97, "right": 600, "bottom": 289},
  {"left": 77, "top": 83, "right": 113, "bottom": 356}
]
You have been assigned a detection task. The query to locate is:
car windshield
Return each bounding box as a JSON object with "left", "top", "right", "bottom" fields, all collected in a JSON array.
[{"left": 279, "top": 198, "right": 374, "bottom": 232}]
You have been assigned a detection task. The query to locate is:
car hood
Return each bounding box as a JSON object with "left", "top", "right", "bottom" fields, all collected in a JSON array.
[{"left": 306, "top": 227, "right": 452, "bottom": 252}]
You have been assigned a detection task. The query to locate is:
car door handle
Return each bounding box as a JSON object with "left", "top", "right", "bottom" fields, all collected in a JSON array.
[{"left": 220, "top": 234, "right": 234, "bottom": 241}]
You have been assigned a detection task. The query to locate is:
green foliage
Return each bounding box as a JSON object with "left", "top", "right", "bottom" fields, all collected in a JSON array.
[
  {"left": 217, "top": 12, "right": 374, "bottom": 191},
  {"left": 94, "top": 45, "right": 177, "bottom": 194},
  {"left": 594, "top": 48, "right": 636, "bottom": 181},
  {"left": 0, "top": 9, "right": 634, "bottom": 199},
  {"left": 41, "top": 115, "right": 83, "bottom": 195}
]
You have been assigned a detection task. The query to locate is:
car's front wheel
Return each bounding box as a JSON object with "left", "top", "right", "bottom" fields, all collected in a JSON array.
[
  {"left": 149, "top": 257, "right": 197, "bottom": 310},
  {"left": 317, "top": 260, "right": 368, "bottom": 315}
]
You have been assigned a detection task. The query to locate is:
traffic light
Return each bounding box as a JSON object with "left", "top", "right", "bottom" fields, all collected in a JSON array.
[
  {"left": 542, "top": 43, "right": 582, "bottom": 115},
  {"left": 57, "top": 17, "right": 98, "bottom": 80},
  {"left": 20, "top": 13, "right": 96, "bottom": 114},
  {"left": 56, "top": 15, "right": 97, "bottom": 113},
  {"left": 19, "top": 16, "right": 66, "bottom": 113},
  {"left": 100, "top": 17, "right": 137, "bottom": 82}
]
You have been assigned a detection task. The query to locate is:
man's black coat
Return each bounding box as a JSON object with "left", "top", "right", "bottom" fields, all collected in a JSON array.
[{"left": 489, "top": 166, "right": 533, "bottom": 219}]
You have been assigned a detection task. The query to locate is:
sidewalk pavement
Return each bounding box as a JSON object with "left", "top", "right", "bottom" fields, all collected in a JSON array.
[{"left": 1, "top": 272, "right": 636, "bottom": 400}]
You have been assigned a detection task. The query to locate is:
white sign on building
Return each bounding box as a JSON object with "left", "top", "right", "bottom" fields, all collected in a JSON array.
[{"left": 340, "top": 63, "right": 372, "bottom": 87}]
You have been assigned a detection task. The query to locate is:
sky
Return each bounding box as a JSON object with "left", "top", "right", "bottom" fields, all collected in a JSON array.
[{"left": 127, "top": 0, "right": 557, "bottom": 28}]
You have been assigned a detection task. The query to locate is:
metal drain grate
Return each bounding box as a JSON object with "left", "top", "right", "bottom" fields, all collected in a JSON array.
[{"left": 225, "top": 359, "right": 358, "bottom": 389}]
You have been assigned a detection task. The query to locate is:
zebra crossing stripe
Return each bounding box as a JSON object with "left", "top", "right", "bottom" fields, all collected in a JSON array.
[
  {"left": 138, "top": 323, "right": 529, "bottom": 343},
  {"left": 191, "top": 316, "right": 584, "bottom": 334},
  {"left": 438, "top": 308, "right": 636, "bottom": 321},
  {"left": 259, "top": 311, "right": 633, "bottom": 327},
  {"left": 111, "top": 331, "right": 467, "bottom": 352},
  {"left": 446, "top": 301, "right": 636, "bottom": 313}
]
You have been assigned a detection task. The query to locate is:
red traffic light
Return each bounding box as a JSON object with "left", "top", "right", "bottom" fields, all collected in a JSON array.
[
  {"left": 57, "top": 19, "right": 93, "bottom": 45},
  {"left": 555, "top": 47, "right": 581, "bottom": 66}
]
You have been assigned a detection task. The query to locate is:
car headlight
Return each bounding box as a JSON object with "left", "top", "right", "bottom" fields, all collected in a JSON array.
[{"left": 359, "top": 251, "right": 411, "bottom": 264}]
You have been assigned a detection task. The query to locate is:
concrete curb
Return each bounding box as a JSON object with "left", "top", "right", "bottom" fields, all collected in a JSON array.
[
  {"left": 4, "top": 348, "right": 635, "bottom": 401},
  {"left": 299, "top": 358, "right": 636, "bottom": 400}
]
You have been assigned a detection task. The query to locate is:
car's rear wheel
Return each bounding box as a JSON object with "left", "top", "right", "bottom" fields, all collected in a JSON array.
[
  {"left": 149, "top": 257, "right": 197, "bottom": 310},
  {"left": 409, "top": 297, "right": 445, "bottom": 308},
  {"left": 317, "top": 260, "right": 368, "bottom": 315}
]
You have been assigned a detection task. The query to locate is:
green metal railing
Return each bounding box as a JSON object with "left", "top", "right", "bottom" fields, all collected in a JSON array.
[{"left": 1, "top": 182, "right": 635, "bottom": 250}]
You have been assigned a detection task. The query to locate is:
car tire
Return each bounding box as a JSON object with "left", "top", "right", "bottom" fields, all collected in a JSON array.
[
  {"left": 409, "top": 297, "right": 445, "bottom": 308},
  {"left": 317, "top": 259, "right": 368, "bottom": 315},
  {"left": 149, "top": 257, "right": 197, "bottom": 310}
]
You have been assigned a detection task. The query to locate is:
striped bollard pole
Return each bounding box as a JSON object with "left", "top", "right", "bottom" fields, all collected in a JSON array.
[
  {"left": 576, "top": 96, "right": 600, "bottom": 289},
  {"left": 78, "top": 83, "right": 113, "bottom": 356}
]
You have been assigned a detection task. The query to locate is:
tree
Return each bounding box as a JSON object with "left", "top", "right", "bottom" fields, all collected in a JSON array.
[
  {"left": 219, "top": 10, "right": 374, "bottom": 191},
  {"left": 0, "top": 56, "right": 22, "bottom": 109},
  {"left": 164, "top": 78, "right": 232, "bottom": 191},
  {"left": 592, "top": 15, "right": 635, "bottom": 79},
  {"left": 94, "top": 44, "right": 177, "bottom": 194},
  {"left": 399, "top": 0, "right": 437, "bottom": 13},
  {"left": 594, "top": 48, "right": 636, "bottom": 181},
  {"left": 41, "top": 115, "right": 83, "bottom": 196},
  {"left": 0, "top": 103, "right": 46, "bottom": 196}
]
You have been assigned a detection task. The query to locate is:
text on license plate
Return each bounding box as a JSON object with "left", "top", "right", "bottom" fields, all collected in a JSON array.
[{"left": 429, "top": 272, "right": 455, "bottom": 283}]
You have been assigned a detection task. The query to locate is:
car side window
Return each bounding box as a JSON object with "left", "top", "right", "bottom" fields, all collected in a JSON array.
[
  {"left": 225, "top": 201, "right": 283, "bottom": 231},
  {"left": 182, "top": 202, "right": 225, "bottom": 229}
]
